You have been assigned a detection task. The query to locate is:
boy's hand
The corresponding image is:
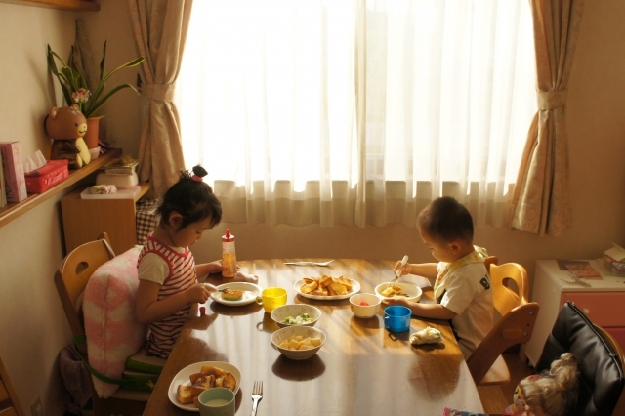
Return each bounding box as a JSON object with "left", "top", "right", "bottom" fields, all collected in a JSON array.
[
  {"left": 186, "top": 283, "right": 217, "bottom": 304},
  {"left": 394, "top": 261, "right": 409, "bottom": 276},
  {"left": 385, "top": 297, "right": 411, "bottom": 308}
]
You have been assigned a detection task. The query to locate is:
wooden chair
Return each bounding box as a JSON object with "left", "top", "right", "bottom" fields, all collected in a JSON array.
[
  {"left": 467, "top": 263, "right": 539, "bottom": 386},
  {"left": 54, "top": 233, "right": 149, "bottom": 416},
  {"left": 0, "top": 355, "right": 26, "bottom": 416}
]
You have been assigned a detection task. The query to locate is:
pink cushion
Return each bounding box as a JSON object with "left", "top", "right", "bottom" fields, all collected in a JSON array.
[{"left": 83, "top": 246, "right": 146, "bottom": 398}]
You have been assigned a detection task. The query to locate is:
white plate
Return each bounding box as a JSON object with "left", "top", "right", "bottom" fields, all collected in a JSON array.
[
  {"left": 168, "top": 361, "right": 241, "bottom": 412},
  {"left": 210, "top": 282, "right": 264, "bottom": 306},
  {"left": 294, "top": 278, "right": 360, "bottom": 300}
]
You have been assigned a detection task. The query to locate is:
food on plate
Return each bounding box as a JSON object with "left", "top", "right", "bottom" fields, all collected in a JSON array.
[
  {"left": 380, "top": 284, "right": 403, "bottom": 297},
  {"left": 283, "top": 313, "right": 313, "bottom": 325},
  {"left": 358, "top": 301, "right": 369, "bottom": 306},
  {"left": 220, "top": 288, "right": 244, "bottom": 301},
  {"left": 175, "top": 365, "right": 237, "bottom": 406},
  {"left": 278, "top": 334, "right": 323, "bottom": 351},
  {"left": 300, "top": 275, "right": 353, "bottom": 296}
]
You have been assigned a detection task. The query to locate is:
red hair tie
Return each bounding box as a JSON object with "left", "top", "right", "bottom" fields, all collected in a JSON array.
[{"left": 191, "top": 175, "right": 202, "bottom": 182}]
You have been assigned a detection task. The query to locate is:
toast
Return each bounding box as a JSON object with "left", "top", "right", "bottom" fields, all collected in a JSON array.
[
  {"left": 187, "top": 375, "right": 215, "bottom": 396},
  {"left": 310, "top": 286, "right": 328, "bottom": 296},
  {"left": 329, "top": 281, "right": 348, "bottom": 296},
  {"left": 176, "top": 385, "right": 195, "bottom": 404},
  {"left": 336, "top": 276, "right": 353, "bottom": 291},
  {"left": 300, "top": 280, "right": 318, "bottom": 294},
  {"left": 221, "top": 288, "right": 243, "bottom": 301},
  {"left": 319, "top": 275, "right": 334, "bottom": 287}
]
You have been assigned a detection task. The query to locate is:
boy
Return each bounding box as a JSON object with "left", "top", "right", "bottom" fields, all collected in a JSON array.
[{"left": 386, "top": 196, "right": 493, "bottom": 358}]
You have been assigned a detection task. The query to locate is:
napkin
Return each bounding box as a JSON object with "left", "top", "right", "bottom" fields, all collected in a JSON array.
[
  {"left": 232, "top": 271, "right": 259, "bottom": 284},
  {"left": 409, "top": 326, "right": 442, "bottom": 345}
]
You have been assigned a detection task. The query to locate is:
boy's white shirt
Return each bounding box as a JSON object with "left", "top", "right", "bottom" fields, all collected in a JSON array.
[{"left": 435, "top": 247, "right": 494, "bottom": 358}]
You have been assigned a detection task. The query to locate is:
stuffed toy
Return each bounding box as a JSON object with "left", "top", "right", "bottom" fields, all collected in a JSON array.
[{"left": 45, "top": 104, "right": 91, "bottom": 169}]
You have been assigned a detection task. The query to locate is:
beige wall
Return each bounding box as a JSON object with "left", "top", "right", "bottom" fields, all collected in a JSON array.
[{"left": 1, "top": 1, "right": 625, "bottom": 415}]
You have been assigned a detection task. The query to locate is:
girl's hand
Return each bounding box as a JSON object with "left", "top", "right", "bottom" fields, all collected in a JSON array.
[
  {"left": 205, "top": 260, "right": 225, "bottom": 274},
  {"left": 185, "top": 283, "right": 216, "bottom": 304}
]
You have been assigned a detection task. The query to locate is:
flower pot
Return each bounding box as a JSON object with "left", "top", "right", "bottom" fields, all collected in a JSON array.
[{"left": 84, "top": 116, "right": 104, "bottom": 151}]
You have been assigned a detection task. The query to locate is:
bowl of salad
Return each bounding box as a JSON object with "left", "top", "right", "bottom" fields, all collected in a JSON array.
[{"left": 271, "top": 304, "right": 321, "bottom": 328}]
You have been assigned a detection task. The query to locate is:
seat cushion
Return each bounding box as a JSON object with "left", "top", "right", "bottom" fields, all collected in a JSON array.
[
  {"left": 83, "top": 245, "right": 147, "bottom": 398},
  {"left": 536, "top": 301, "right": 625, "bottom": 416}
]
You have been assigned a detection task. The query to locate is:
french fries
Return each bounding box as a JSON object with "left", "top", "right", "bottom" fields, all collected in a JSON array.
[{"left": 300, "top": 275, "right": 353, "bottom": 296}]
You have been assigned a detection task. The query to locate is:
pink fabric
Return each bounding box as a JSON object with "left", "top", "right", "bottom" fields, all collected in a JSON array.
[{"left": 83, "top": 246, "right": 146, "bottom": 398}]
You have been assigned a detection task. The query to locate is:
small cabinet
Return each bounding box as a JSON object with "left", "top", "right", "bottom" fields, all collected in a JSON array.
[
  {"left": 525, "top": 260, "right": 625, "bottom": 366},
  {"left": 61, "top": 184, "right": 149, "bottom": 255}
]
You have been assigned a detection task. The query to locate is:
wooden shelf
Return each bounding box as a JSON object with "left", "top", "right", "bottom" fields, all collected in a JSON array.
[
  {"left": 0, "top": 0, "right": 100, "bottom": 12},
  {"left": 0, "top": 147, "right": 122, "bottom": 229}
]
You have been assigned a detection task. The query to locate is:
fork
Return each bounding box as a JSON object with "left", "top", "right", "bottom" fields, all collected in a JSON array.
[
  {"left": 251, "top": 380, "right": 263, "bottom": 416},
  {"left": 388, "top": 255, "right": 409, "bottom": 288},
  {"left": 284, "top": 260, "right": 335, "bottom": 267}
]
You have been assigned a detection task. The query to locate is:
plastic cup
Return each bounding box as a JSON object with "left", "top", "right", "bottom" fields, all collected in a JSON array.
[
  {"left": 261, "top": 287, "right": 287, "bottom": 312},
  {"left": 198, "top": 387, "right": 235, "bottom": 416},
  {"left": 384, "top": 305, "right": 411, "bottom": 332}
]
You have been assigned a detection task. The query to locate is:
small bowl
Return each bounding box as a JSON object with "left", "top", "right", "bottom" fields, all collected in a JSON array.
[
  {"left": 374, "top": 281, "right": 423, "bottom": 305},
  {"left": 271, "top": 304, "right": 321, "bottom": 328},
  {"left": 271, "top": 326, "right": 326, "bottom": 360},
  {"left": 349, "top": 293, "right": 381, "bottom": 318}
]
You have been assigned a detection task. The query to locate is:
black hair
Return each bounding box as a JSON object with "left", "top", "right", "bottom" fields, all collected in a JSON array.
[
  {"left": 156, "top": 165, "right": 222, "bottom": 230},
  {"left": 417, "top": 196, "right": 474, "bottom": 244}
]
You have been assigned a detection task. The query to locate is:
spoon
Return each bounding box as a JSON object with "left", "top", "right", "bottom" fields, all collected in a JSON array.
[
  {"left": 388, "top": 255, "right": 409, "bottom": 289},
  {"left": 284, "top": 260, "right": 335, "bottom": 267}
]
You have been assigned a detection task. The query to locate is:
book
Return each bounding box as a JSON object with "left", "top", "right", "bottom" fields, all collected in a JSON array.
[
  {"left": 0, "top": 149, "right": 6, "bottom": 207},
  {"left": 442, "top": 407, "right": 489, "bottom": 416},
  {"left": 564, "top": 262, "right": 603, "bottom": 279},
  {"left": 102, "top": 154, "right": 139, "bottom": 175}
]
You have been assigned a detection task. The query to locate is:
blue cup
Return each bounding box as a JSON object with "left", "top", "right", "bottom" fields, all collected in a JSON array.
[{"left": 384, "top": 305, "right": 411, "bottom": 332}]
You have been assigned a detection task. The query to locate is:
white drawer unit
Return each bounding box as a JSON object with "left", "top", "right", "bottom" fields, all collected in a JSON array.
[{"left": 525, "top": 260, "right": 625, "bottom": 367}]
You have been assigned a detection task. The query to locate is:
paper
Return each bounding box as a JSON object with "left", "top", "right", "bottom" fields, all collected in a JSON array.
[
  {"left": 605, "top": 243, "right": 625, "bottom": 262},
  {"left": 23, "top": 150, "right": 47, "bottom": 173}
]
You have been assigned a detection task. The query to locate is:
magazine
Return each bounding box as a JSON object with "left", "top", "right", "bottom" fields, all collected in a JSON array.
[{"left": 562, "top": 262, "right": 603, "bottom": 279}]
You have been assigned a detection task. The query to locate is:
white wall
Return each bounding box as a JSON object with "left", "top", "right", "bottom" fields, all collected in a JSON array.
[{"left": 1, "top": 1, "right": 625, "bottom": 415}]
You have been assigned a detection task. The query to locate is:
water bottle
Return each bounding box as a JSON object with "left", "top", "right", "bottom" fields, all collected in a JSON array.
[{"left": 222, "top": 229, "right": 236, "bottom": 277}]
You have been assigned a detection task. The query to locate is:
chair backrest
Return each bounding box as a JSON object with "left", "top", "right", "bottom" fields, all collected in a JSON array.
[
  {"left": 484, "top": 255, "right": 499, "bottom": 273},
  {"left": 489, "top": 263, "right": 529, "bottom": 321},
  {"left": 467, "top": 301, "right": 540, "bottom": 385},
  {"left": 536, "top": 301, "right": 625, "bottom": 416},
  {"left": 0, "top": 355, "right": 26, "bottom": 416},
  {"left": 54, "top": 233, "right": 114, "bottom": 356}
]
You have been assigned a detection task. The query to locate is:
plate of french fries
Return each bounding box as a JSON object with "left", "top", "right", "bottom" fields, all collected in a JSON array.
[
  {"left": 294, "top": 275, "right": 360, "bottom": 300},
  {"left": 168, "top": 361, "right": 241, "bottom": 411}
]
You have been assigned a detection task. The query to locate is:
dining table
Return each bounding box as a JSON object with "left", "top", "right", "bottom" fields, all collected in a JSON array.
[{"left": 142, "top": 259, "right": 485, "bottom": 416}]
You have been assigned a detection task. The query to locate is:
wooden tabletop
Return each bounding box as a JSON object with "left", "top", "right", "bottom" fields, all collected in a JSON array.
[{"left": 143, "top": 259, "right": 484, "bottom": 416}]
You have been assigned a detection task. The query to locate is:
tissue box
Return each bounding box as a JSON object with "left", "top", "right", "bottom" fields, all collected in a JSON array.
[
  {"left": 24, "top": 159, "right": 69, "bottom": 193},
  {"left": 0, "top": 141, "right": 28, "bottom": 202},
  {"left": 604, "top": 244, "right": 625, "bottom": 276}
]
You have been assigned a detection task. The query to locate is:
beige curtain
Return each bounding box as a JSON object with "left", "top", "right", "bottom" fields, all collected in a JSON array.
[
  {"left": 509, "top": 0, "right": 584, "bottom": 236},
  {"left": 126, "top": 0, "right": 193, "bottom": 197}
]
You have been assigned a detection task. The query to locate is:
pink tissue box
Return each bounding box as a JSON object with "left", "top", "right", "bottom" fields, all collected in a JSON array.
[{"left": 0, "top": 141, "right": 27, "bottom": 202}]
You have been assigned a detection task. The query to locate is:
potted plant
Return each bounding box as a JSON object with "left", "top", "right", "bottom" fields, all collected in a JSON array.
[{"left": 46, "top": 41, "right": 145, "bottom": 149}]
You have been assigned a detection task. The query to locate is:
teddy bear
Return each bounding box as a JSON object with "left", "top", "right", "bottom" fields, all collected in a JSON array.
[{"left": 45, "top": 104, "right": 91, "bottom": 169}]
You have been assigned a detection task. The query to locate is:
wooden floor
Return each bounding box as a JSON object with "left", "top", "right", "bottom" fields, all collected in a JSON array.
[{"left": 478, "top": 351, "right": 535, "bottom": 415}]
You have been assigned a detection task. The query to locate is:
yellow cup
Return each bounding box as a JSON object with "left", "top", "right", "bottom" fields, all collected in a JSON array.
[{"left": 261, "top": 287, "right": 287, "bottom": 312}]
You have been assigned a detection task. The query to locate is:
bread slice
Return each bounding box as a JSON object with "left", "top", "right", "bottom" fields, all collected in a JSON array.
[
  {"left": 311, "top": 286, "right": 328, "bottom": 296},
  {"left": 329, "top": 281, "right": 348, "bottom": 296},
  {"left": 336, "top": 276, "right": 353, "bottom": 291},
  {"left": 176, "top": 385, "right": 195, "bottom": 404},
  {"left": 200, "top": 365, "right": 228, "bottom": 378},
  {"left": 300, "top": 281, "right": 318, "bottom": 294},
  {"left": 187, "top": 375, "right": 215, "bottom": 395},
  {"left": 221, "top": 288, "right": 243, "bottom": 301},
  {"left": 319, "top": 275, "right": 333, "bottom": 287}
]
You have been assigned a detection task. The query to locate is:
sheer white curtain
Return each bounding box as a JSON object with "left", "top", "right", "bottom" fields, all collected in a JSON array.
[{"left": 176, "top": 0, "right": 536, "bottom": 228}]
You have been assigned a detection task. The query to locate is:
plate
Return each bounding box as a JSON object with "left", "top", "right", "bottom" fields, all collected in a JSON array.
[
  {"left": 168, "top": 361, "right": 241, "bottom": 412},
  {"left": 210, "top": 282, "right": 264, "bottom": 306},
  {"left": 294, "top": 278, "right": 360, "bottom": 300}
]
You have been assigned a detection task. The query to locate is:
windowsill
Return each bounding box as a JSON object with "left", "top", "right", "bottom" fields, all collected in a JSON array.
[
  {"left": 0, "top": 147, "right": 122, "bottom": 229},
  {"left": 0, "top": 0, "right": 100, "bottom": 12}
]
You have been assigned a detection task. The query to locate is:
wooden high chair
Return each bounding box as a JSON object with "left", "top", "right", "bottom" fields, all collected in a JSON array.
[
  {"left": 54, "top": 233, "right": 150, "bottom": 416},
  {"left": 0, "top": 355, "right": 26, "bottom": 416},
  {"left": 467, "top": 263, "right": 539, "bottom": 386}
]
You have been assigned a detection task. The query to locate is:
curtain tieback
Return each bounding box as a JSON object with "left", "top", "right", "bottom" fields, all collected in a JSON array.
[
  {"left": 537, "top": 90, "right": 567, "bottom": 110},
  {"left": 144, "top": 83, "right": 175, "bottom": 103}
]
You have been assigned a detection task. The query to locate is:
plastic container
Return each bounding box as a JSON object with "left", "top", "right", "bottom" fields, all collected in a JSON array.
[{"left": 222, "top": 229, "right": 237, "bottom": 277}]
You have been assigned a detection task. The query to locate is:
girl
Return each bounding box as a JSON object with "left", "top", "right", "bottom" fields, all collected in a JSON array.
[
  {"left": 135, "top": 165, "right": 224, "bottom": 358},
  {"left": 504, "top": 353, "right": 579, "bottom": 416}
]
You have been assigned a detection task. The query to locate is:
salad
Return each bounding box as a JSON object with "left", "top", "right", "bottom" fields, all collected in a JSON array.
[{"left": 283, "top": 313, "right": 313, "bottom": 325}]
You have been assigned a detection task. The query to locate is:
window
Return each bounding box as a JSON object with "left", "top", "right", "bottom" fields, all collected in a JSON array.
[{"left": 176, "top": 0, "right": 536, "bottom": 227}]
